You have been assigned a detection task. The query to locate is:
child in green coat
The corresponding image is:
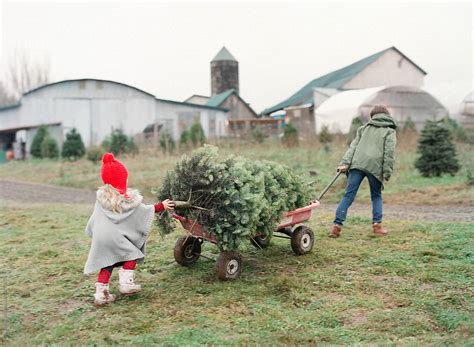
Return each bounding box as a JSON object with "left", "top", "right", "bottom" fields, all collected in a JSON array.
[{"left": 330, "top": 104, "right": 397, "bottom": 238}]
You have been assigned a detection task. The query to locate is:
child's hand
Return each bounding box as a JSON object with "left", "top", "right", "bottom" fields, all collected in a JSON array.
[
  {"left": 162, "top": 199, "right": 175, "bottom": 211},
  {"left": 337, "top": 165, "right": 348, "bottom": 173}
]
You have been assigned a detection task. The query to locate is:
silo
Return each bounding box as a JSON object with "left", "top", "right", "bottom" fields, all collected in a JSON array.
[{"left": 211, "top": 47, "right": 239, "bottom": 96}]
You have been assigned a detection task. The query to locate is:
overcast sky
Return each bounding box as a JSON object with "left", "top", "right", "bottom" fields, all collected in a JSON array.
[{"left": 1, "top": 1, "right": 472, "bottom": 112}]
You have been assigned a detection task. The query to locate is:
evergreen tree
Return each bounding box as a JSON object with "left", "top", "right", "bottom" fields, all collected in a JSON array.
[
  {"left": 127, "top": 137, "right": 139, "bottom": 155},
  {"left": 86, "top": 145, "right": 103, "bottom": 164},
  {"left": 157, "top": 145, "right": 312, "bottom": 251},
  {"left": 319, "top": 125, "right": 333, "bottom": 144},
  {"left": 41, "top": 135, "right": 59, "bottom": 159},
  {"left": 347, "top": 116, "right": 364, "bottom": 145},
  {"left": 190, "top": 121, "right": 206, "bottom": 146},
  {"left": 159, "top": 129, "right": 176, "bottom": 153},
  {"left": 179, "top": 128, "right": 191, "bottom": 149},
  {"left": 402, "top": 116, "right": 417, "bottom": 133},
  {"left": 30, "top": 126, "right": 48, "bottom": 158},
  {"left": 442, "top": 116, "right": 467, "bottom": 142},
  {"left": 61, "top": 128, "right": 85, "bottom": 160},
  {"left": 109, "top": 129, "right": 129, "bottom": 155},
  {"left": 282, "top": 122, "right": 299, "bottom": 147},
  {"left": 415, "top": 120, "right": 460, "bottom": 177},
  {"left": 251, "top": 126, "right": 265, "bottom": 144}
]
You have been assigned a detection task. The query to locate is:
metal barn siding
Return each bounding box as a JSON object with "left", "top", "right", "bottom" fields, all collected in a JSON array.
[
  {"left": 0, "top": 79, "right": 229, "bottom": 153},
  {"left": 343, "top": 49, "right": 425, "bottom": 89}
]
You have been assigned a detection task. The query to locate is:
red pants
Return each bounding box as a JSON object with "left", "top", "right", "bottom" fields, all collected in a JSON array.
[{"left": 97, "top": 260, "right": 136, "bottom": 284}]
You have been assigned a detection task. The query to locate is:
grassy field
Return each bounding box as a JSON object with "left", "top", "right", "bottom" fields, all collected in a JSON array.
[
  {"left": 0, "top": 136, "right": 473, "bottom": 205},
  {"left": 1, "top": 136, "right": 473, "bottom": 345},
  {"left": 1, "top": 204, "right": 473, "bottom": 345}
]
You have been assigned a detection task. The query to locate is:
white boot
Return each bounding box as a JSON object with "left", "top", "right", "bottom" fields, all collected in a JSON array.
[
  {"left": 94, "top": 283, "right": 115, "bottom": 306},
  {"left": 118, "top": 268, "right": 141, "bottom": 294}
]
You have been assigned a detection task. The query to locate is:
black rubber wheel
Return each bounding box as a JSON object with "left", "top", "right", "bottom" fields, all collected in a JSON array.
[
  {"left": 173, "top": 236, "right": 202, "bottom": 266},
  {"left": 250, "top": 234, "right": 270, "bottom": 249},
  {"left": 215, "top": 251, "right": 243, "bottom": 280},
  {"left": 291, "top": 225, "right": 314, "bottom": 255}
]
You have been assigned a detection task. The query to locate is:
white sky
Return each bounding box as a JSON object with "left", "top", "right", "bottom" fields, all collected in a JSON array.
[{"left": 1, "top": 0, "right": 473, "bottom": 112}]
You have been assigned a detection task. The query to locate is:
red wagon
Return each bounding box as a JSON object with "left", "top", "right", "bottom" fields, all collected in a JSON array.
[
  {"left": 172, "top": 172, "right": 342, "bottom": 280},
  {"left": 172, "top": 201, "right": 320, "bottom": 280}
]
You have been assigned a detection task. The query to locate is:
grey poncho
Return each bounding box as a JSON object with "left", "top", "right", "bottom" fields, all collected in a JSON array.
[{"left": 83, "top": 187, "right": 155, "bottom": 274}]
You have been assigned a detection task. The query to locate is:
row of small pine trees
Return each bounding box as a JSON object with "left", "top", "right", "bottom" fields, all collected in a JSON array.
[
  {"left": 30, "top": 126, "right": 137, "bottom": 162},
  {"left": 159, "top": 122, "right": 207, "bottom": 154},
  {"left": 30, "top": 126, "right": 85, "bottom": 160}
]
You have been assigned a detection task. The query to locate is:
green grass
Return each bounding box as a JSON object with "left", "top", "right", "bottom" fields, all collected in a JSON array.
[
  {"left": 0, "top": 137, "right": 473, "bottom": 205},
  {"left": 1, "top": 204, "right": 473, "bottom": 345}
]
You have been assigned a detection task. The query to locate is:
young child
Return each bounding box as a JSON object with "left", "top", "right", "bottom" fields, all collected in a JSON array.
[
  {"left": 84, "top": 152, "right": 174, "bottom": 306},
  {"left": 330, "top": 104, "right": 397, "bottom": 238}
]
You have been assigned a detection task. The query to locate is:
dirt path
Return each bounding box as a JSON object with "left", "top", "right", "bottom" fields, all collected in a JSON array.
[
  {"left": 0, "top": 180, "right": 95, "bottom": 205},
  {"left": 1, "top": 179, "right": 473, "bottom": 222}
]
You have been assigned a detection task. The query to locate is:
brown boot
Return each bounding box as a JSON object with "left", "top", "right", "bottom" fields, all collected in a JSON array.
[
  {"left": 373, "top": 223, "right": 388, "bottom": 236},
  {"left": 329, "top": 224, "right": 342, "bottom": 238}
]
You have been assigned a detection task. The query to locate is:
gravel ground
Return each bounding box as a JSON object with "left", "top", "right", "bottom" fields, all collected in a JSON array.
[{"left": 1, "top": 179, "right": 473, "bottom": 222}]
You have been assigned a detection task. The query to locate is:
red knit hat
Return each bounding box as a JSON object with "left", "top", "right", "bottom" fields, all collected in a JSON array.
[{"left": 101, "top": 153, "right": 128, "bottom": 194}]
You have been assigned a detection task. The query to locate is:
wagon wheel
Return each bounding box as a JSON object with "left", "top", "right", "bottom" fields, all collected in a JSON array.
[
  {"left": 250, "top": 234, "right": 270, "bottom": 249},
  {"left": 174, "top": 236, "right": 202, "bottom": 266},
  {"left": 291, "top": 225, "right": 314, "bottom": 255},
  {"left": 215, "top": 251, "right": 243, "bottom": 280}
]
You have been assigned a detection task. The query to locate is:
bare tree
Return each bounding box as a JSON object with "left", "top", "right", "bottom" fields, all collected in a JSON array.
[{"left": 0, "top": 49, "right": 50, "bottom": 106}]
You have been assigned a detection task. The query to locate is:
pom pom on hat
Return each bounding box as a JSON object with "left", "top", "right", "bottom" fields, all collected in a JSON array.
[
  {"left": 102, "top": 152, "right": 115, "bottom": 164},
  {"left": 101, "top": 152, "right": 128, "bottom": 194}
]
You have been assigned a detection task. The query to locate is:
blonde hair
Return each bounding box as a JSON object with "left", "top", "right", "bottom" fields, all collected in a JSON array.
[{"left": 100, "top": 184, "right": 126, "bottom": 213}]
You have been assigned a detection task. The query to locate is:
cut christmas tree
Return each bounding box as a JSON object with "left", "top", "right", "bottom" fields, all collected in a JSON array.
[{"left": 156, "top": 145, "right": 313, "bottom": 250}]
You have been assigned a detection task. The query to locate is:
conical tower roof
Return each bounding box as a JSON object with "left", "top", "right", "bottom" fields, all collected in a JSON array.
[{"left": 211, "top": 47, "right": 237, "bottom": 62}]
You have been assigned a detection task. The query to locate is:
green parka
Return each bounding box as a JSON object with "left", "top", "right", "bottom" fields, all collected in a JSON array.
[{"left": 340, "top": 113, "right": 397, "bottom": 183}]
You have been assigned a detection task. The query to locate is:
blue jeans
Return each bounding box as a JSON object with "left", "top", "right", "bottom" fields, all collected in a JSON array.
[{"left": 334, "top": 169, "right": 382, "bottom": 226}]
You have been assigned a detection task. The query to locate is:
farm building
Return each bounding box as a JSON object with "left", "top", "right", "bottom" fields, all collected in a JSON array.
[
  {"left": 0, "top": 79, "right": 228, "bottom": 157},
  {"left": 185, "top": 47, "right": 258, "bottom": 123},
  {"left": 262, "top": 46, "right": 448, "bottom": 133},
  {"left": 458, "top": 91, "right": 474, "bottom": 130}
]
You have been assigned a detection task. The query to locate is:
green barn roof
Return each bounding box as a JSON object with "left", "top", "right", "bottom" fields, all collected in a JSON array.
[
  {"left": 206, "top": 89, "right": 235, "bottom": 107},
  {"left": 262, "top": 46, "right": 425, "bottom": 115},
  {"left": 211, "top": 47, "right": 237, "bottom": 62}
]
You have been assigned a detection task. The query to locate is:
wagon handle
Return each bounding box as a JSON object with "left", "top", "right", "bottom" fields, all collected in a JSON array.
[{"left": 317, "top": 171, "right": 342, "bottom": 201}]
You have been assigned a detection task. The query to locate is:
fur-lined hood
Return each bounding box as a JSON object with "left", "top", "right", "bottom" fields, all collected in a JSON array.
[{"left": 96, "top": 185, "right": 143, "bottom": 215}]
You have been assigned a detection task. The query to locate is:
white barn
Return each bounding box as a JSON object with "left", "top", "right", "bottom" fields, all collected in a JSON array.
[
  {"left": 0, "top": 79, "right": 228, "bottom": 155},
  {"left": 262, "top": 46, "right": 450, "bottom": 133}
]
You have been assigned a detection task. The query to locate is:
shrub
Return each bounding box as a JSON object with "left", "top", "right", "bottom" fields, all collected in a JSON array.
[
  {"left": 190, "top": 122, "right": 206, "bottom": 146},
  {"left": 402, "top": 116, "right": 417, "bottom": 133},
  {"left": 30, "top": 126, "right": 48, "bottom": 158},
  {"left": 101, "top": 138, "right": 111, "bottom": 152},
  {"left": 251, "top": 126, "right": 265, "bottom": 144},
  {"left": 282, "top": 122, "right": 299, "bottom": 147},
  {"left": 180, "top": 129, "right": 191, "bottom": 149},
  {"left": 41, "top": 135, "right": 59, "bottom": 159},
  {"left": 61, "top": 128, "right": 85, "bottom": 161},
  {"left": 159, "top": 129, "right": 176, "bottom": 153},
  {"left": 466, "top": 170, "right": 474, "bottom": 186},
  {"left": 108, "top": 129, "right": 129, "bottom": 155},
  {"left": 442, "top": 116, "right": 467, "bottom": 142},
  {"left": 347, "top": 116, "right": 364, "bottom": 145},
  {"left": 127, "top": 137, "right": 139, "bottom": 155},
  {"left": 319, "top": 125, "right": 333, "bottom": 144},
  {"left": 86, "top": 146, "right": 103, "bottom": 164},
  {"left": 102, "top": 129, "right": 138, "bottom": 156},
  {"left": 415, "top": 120, "right": 460, "bottom": 177}
]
